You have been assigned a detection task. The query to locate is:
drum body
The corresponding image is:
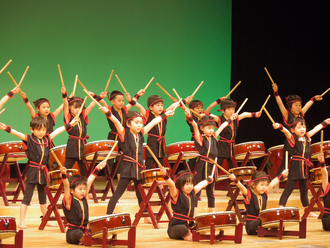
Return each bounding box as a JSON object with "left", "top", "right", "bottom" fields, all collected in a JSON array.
[
  {"left": 84, "top": 140, "right": 119, "bottom": 161},
  {"left": 234, "top": 141, "right": 265, "bottom": 160},
  {"left": 48, "top": 145, "right": 79, "bottom": 173},
  {"left": 0, "top": 216, "right": 17, "bottom": 239},
  {"left": 228, "top": 166, "right": 256, "bottom": 181},
  {"left": 195, "top": 211, "right": 237, "bottom": 234},
  {"left": 0, "top": 141, "right": 26, "bottom": 162},
  {"left": 267, "top": 145, "right": 284, "bottom": 180},
  {"left": 310, "top": 166, "right": 330, "bottom": 184},
  {"left": 141, "top": 168, "right": 169, "bottom": 186},
  {"left": 88, "top": 213, "right": 132, "bottom": 238},
  {"left": 310, "top": 141, "right": 330, "bottom": 160},
  {"left": 48, "top": 169, "right": 78, "bottom": 189},
  {"left": 166, "top": 141, "right": 199, "bottom": 161},
  {"left": 260, "top": 207, "right": 300, "bottom": 228}
]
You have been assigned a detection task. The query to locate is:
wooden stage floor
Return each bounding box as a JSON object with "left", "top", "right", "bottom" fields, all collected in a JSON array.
[{"left": 1, "top": 181, "right": 330, "bottom": 248}]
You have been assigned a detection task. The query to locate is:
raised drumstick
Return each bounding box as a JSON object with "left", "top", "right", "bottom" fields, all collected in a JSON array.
[
  {"left": 321, "top": 130, "right": 324, "bottom": 154},
  {"left": 264, "top": 67, "right": 275, "bottom": 85},
  {"left": 262, "top": 106, "right": 275, "bottom": 124},
  {"left": 172, "top": 98, "right": 182, "bottom": 112},
  {"left": 0, "top": 109, "right": 5, "bottom": 115},
  {"left": 211, "top": 158, "right": 217, "bottom": 178},
  {"left": 144, "top": 77, "right": 154, "bottom": 91},
  {"left": 214, "top": 162, "right": 230, "bottom": 175},
  {"left": 72, "top": 75, "right": 78, "bottom": 96},
  {"left": 18, "top": 66, "right": 29, "bottom": 88},
  {"left": 188, "top": 108, "right": 201, "bottom": 118},
  {"left": 104, "top": 141, "right": 118, "bottom": 161},
  {"left": 172, "top": 88, "right": 187, "bottom": 110},
  {"left": 77, "top": 78, "right": 88, "bottom": 91},
  {"left": 7, "top": 72, "right": 23, "bottom": 93},
  {"left": 104, "top": 70, "right": 114, "bottom": 92},
  {"left": 259, "top": 94, "right": 271, "bottom": 113},
  {"left": 235, "top": 98, "right": 248, "bottom": 115},
  {"left": 83, "top": 89, "right": 102, "bottom": 108},
  {"left": 321, "top": 87, "right": 330, "bottom": 97},
  {"left": 0, "top": 59, "right": 12, "bottom": 74},
  {"left": 285, "top": 151, "right": 288, "bottom": 170},
  {"left": 115, "top": 74, "right": 128, "bottom": 94},
  {"left": 191, "top": 81, "right": 204, "bottom": 98},
  {"left": 74, "top": 96, "right": 87, "bottom": 120},
  {"left": 50, "top": 151, "right": 65, "bottom": 169},
  {"left": 156, "top": 83, "right": 176, "bottom": 101},
  {"left": 145, "top": 145, "right": 164, "bottom": 169},
  {"left": 58, "top": 64, "right": 65, "bottom": 88},
  {"left": 225, "top": 81, "right": 241, "bottom": 98}
]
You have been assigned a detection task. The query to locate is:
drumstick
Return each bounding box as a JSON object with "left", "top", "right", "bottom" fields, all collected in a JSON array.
[
  {"left": 235, "top": 98, "right": 248, "bottom": 115},
  {"left": 156, "top": 83, "right": 176, "bottom": 101},
  {"left": 211, "top": 157, "right": 217, "bottom": 178},
  {"left": 18, "top": 66, "right": 29, "bottom": 88},
  {"left": 115, "top": 74, "right": 128, "bottom": 94},
  {"left": 285, "top": 151, "right": 288, "bottom": 170},
  {"left": 172, "top": 88, "right": 187, "bottom": 111},
  {"left": 58, "top": 64, "right": 65, "bottom": 88},
  {"left": 262, "top": 106, "right": 275, "bottom": 124},
  {"left": 191, "top": 81, "right": 204, "bottom": 98},
  {"left": 172, "top": 98, "right": 182, "bottom": 112},
  {"left": 83, "top": 89, "right": 102, "bottom": 108},
  {"left": 264, "top": 67, "right": 275, "bottom": 85},
  {"left": 0, "top": 59, "right": 12, "bottom": 74},
  {"left": 7, "top": 72, "right": 23, "bottom": 93},
  {"left": 0, "top": 109, "right": 5, "bottom": 115},
  {"left": 75, "top": 96, "right": 87, "bottom": 120},
  {"left": 77, "top": 78, "right": 88, "bottom": 91},
  {"left": 225, "top": 81, "right": 241, "bottom": 98},
  {"left": 321, "top": 87, "right": 330, "bottom": 97},
  {"left": 50, "top": 151, "right": 65, "bottom": 169},
  {"left": 104, "top": 70, "right": 114, "bottom": 92},
  {"left": 104, "top": 141, "right": 118, "bottom": 161},
  {"left": 72, "top": 75, "right": 78, "bottom": 96},
  {"left": 321, "top": 130, "right": 324, "bottom": 154},
  {"left": 214, "top": 162, "right": 230, "bottom": 175},
  {"left": 144, "top": 77, "right": 154, "bottom": 91},
  {"left": 145, "top": 145, "right": 164, "bottom": 169},
  {"left": 188, "top": 108, "right": 201, "bottom": 118},
  {"left": 259, "top": 94, "right": 271, "bottom": 113}
]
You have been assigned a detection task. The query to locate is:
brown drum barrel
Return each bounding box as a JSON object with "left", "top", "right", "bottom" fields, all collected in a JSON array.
[
  {"left": 166, "top": 141, "right": 199, "bottom": 161},
  {"left": 48, "top": 145, "right": 80, "bottom": 174},
  {"left": 195, "top": 211, "right": 237, "bottom": 234},
  {"left": 84, "top": 140, "right": 119, "bottom": 161},
  {"left": 88, "top": 213, "right": 132, "bottom": 238},
  {"left": 310, "top": 141, "right": 330, "bottom": 160},
  {"left": 228, "top": 166, "right": 256, "bottom": 181},
  {"left": 310, "top": 166, "right": 330, "bottom": 184},
  {"left": 0, "top": 216, "right": 17, "bottom": 240},
  {"left": 0, "top": 141, "right": 26, "bottom": 162},
  {"left": 234, "top": 141, "right": 265, "bottom": 160},
  {"left": 48, "top": 169, "right": 78, "bottom": 189},
  {"left": 141, "top": 168, "right": 169, "bottom": 186},
  {"left": 260, "top": 207, "right": 300, "bottom": 228},
  {"left": 267, "top": 145, "right": 284, "bottom": 180}
]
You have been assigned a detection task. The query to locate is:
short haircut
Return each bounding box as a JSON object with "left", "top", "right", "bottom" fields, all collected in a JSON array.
[
  {"left": 147, "top": 95, "right": 164, "bottom": 108},
  {"left": 175, "top": 170, "right": 194, "bottom": 192},
  {"left": 68, "top": 96, "right": 84, "bottom": 109},
  {"left": 189, "top": 100, "right": 203, "bottom": 109},
  {"left": 220, "top": 98, "right": 236, "bottom": 110},
  {"left": 69, "top": 175, "right": 87, "bottom": 190},
  {"left": 33, "top": 98, "right": 50, "bottom": 109},
  {"left": 198, "top": 115, "right": 216, "bottom": 132},
  {"left": 124, "top": 111, "right": 143, "bottom": 128},
  {"left": 286, "top": 95, "right": 302, "bottom": 110},
  {"left": 108, "top": 90, "right": 123, "bottom": 101},
  {"left": 30, "top": 116, "right": 48, "bottom": 130}
]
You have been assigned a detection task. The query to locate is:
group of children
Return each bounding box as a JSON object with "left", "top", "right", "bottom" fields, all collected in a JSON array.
[{"left": 0, "top": 77, "right": 329, "bottom": 244}]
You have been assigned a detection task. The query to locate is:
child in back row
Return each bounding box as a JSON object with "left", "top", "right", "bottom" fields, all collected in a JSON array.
[
  {"left": 0, "top": 86, "right": 20, "bottom": 110},
  {"left": 0, "top": 116, "right": 78, "bottom": 229}
]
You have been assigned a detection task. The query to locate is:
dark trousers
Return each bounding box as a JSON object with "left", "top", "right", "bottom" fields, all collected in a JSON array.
[
  {"left": 167, "top": 225, "right": 190, "bottom": 239},
  {"left": 64, "top": 158, "right": 87, "bottom": 176},
  {"left": 218, "top": 157, "right": 234, "bottom": 169},
  {"left": 22, "top": 182, "right": 47, "bottom": 205},
  {"left": 279, "top": 178, "right": 309, "bottom": 207}
]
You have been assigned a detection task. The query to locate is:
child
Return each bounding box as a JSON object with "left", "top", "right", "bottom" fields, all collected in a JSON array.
[
  {"left": 206, "top": 98, "right": 261, "bottom": 169},
  {"left": 318, "top": 153, "right": 330, "bottom": 230},
  {"left": 99, "top": 108, "right": 174, "bottom": 215},
  {"left": 61, "top": 87, "right": 106, "bottom": 176},
  {"left": 273, "top": 117, "right": 330, "bottom": 213},
  {"left": 229, "top": 170, "right": 288, "bottom": 235},
  {"left": 99, "top": 89, "right": 145, "bottom": 179},
  {"left": 61, "top": 160, "right": 107, "bottom": 245},
  {"left": 185, "top": 109, "right": 237, "bottom": 213},
  {"left": 160, "top": 168, "right": 213, "bottom": 241},
  {"left": 0, "top": 116, "right": 77, "bottom": 229},
  {"left": 0, "top": 86, "right": 20, "bottom": 110}
]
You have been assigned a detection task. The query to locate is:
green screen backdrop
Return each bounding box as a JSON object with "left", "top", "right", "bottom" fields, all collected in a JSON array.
[{"left": 0, "top": 1, "right": 232, "bottom": 149}]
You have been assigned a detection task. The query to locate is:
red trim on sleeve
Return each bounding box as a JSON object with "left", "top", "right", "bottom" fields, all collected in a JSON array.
[
  {"left": 322, "top": 183, "right": 330, "bottom": 197},
  {"left": 82, "top": 110, "right": 89, "bottom": 125},
  {"left": 50, "top": 113, "right": 55, "bottom": 124},
  {"left": 282, "top": 110, "right": 289, "bottom": 122},
  {"left": 265, "top": 190, "right": 268, "bottom": 197},
  {"left": 194, "top": 133, "right": 203, "bottom": 147},
  {"left": 170, "top": 188, "right": 179, "bottom": 204},
  {"left": 63, "top": 194, "right": 72, "bottom": 210},
  {"left": 141, "top": 129, "right": 144, "bottom": 136},
  {"left": 144, "top": 110, "right": 150, "bottom": 125},
  {"left": 236, "top": 116, "right": 239, "bottom": 128},
  {"left": 287, "top": 133, "right": 295, "bottom": 147},
  {"left": 123, "top": 106, "right": 128, "bottom": 114},
  {"left": 243, "top": 189, "right": 251, "bottom": 205},
  {"left": 118, "top": 129, "right": 125, "bottom": 142}
]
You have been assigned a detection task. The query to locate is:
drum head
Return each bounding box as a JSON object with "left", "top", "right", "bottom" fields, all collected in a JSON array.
[
  {"left": 0, "top": 231, "right": 17, "bottom": 240},
  {"left": 267, "top": 144, "right": 284, "bottom": 152}
]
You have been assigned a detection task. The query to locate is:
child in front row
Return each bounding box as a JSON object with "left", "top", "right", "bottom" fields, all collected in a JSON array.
[
  {"left": 61, "top": 160, "right": 107, "bottom": 245},
  {"left": 318, "top": 153, "right": 330, "bottom": 231},
  {"left": 0, "top": 116, "right": 78, "bottom": 229},
  {"left": 160, "top": 168, "right": 213, "bottom": 241},
  {"left": 229, "top": 170, "right": 288, "bottom": 235}
]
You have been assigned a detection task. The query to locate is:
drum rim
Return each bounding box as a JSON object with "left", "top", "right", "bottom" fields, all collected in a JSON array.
[
  {"left": 84, "top": 140, "right": 116, "bottom": 146},
  {"left": 0, "top": 216, "right": 16, "bottom": 219},
  {"left": 167, "top": 151, "right": 199, "bottom": 157},
  {"left": 195, "top": 211, "right": 236, "bottom": 218},
  {"left": 228, "top": 166, "right": 257, "bottom": 172},
  {"left": 260, "top": 207, "right": 299, "bottom": 213},
  {"left": 311, "top": 141, "right": 330, "bottom": 146},
  {"left": 49, "top": 144, "right": 67, "bottom": 150},
  {"left": 141, "top": 168, "right": 169, "bottom": 173},
  {"left": 49, "top": 169, "right": 78, "bottom": 174},
  {"left": 90, "top": 226, "right": 132, "bottom": 237},
  {"left": 88, "top": 213, "right": 131, "bottom": 223},
  {"left": 166, "top": 141, "right": 195, "bottom": 147},
  {"left": 267, "top": 144, "right": 284, "bottom": 151},
  {"left": 234, "top": 151, "right": 265, "bottom": 158},
  {"left": 234, "top": 141, "right": 265, "bottom": 146},
  {"left": 0, "top": 141, "right": 24, "bottom": 145},
  {"left": 196, "top": 223, "right": 237, "bottom": 231}
]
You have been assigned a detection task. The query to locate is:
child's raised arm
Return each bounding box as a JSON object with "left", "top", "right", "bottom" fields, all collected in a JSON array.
[
  {"left": 53, "top": 103, "right": 64, "bottom": 118},
  {"left": 86, "top": 160, "right": 107, "bottom": 193},
  {"left": 127, "top": 89, "right": 147, "bottom": 118},
  {"left": 20, "top": 91, "right": 36, "bottom": 118},
  {"left": 50, "top": 118, "right": 78, "bottom": 139},
  {"left": 0, "top": 86, "right": 20, "bottom": 110},
  {"left": 0, "top": 122, "right": 26, "bottom": 141},
  {"left": 228, "top": 173, "right": 248, "bottom": 196},
  {"left": 215, "top": 113, "right": 237, "bottom": 137},
  {"left": 302, "top": 95, "right": 322, "bottom": 114},
  {"left": 272, "top": 83, "right": 287, "bottom": 120},
  {"left": 84, "top": 91, "right": 107, "bottom": 116},
  {"left": 194, "top": 177, "right": 213, "bottom": 194},
  {"left": 160, "top": 168, "right": 177, "bottom": 199},
  {"left": 273, "top": 123, "right": 293, "bottom": 142},
  {"left": 238, "top": 111, "right": 261, "bottom": 121},
  {"left": 307, "top": 118, "right": 330, "bottom": 138},
  {"left": 143, "top": 110, "right": 174, "bottom": 134},
  {"left": 100, "top": 107, "right": 125, "bottom": 137},
  {"left": 60, "top": 167, "right": 71, "bottom": 207},
  {"left": 185, "top": 109, "right": 202, "bottom": 145},
  {"left": 204, "top": 96, "right": 226, "bottom": 114},
  {"left": 267, "top": 169, "right": 288, "bottom": 191},
  {"left": 62, "top": 87, "right": 69, "bottom": 123},
  {"left": 318, "top": 153, "right": 329, "bottom": 192}
]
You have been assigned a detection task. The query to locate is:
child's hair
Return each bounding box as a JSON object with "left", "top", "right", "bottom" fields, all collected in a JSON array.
[
  {"left": 69, "top": 175, "right": 87, "bottom": 190},
  {"left": 175, "top": 170, "right": 194, "bottom": 192},
  {"left": 220, "top": 99, "right": 236, "bottom": 110},
  {"left": 250, "top": 171, "right": 270, "bottom": 186},
  {"left": 285, "top": 95, "right": 302, "bottom": 110},
  {"left": 189, "top": 100, "right": 203, "bottom": 109},
  {"left": 287, "top": 116, "right": 306, "bottom": 129},
  {"left": 147, "top": 95, "right": 164, "bottom": 107},
  {"left": 33, "top": 98, "right": 50, "bottom": 109},
  {"left": 198, "top": 115, "right": 216, "bottom": 132},
  {"left": 68, "top": 96, "right": 84, "bottom": 109},
  {"left": 124, "top": 111, "right": 143, "bottom": 128},
  {"left": 108, "top": 90, "right": 123, "bottom": 101},
  {"left": 30, "top": 116, "right": 48, "bottom": 130}
]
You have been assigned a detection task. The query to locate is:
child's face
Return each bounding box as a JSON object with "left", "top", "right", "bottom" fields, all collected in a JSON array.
[
  {"left": 290, "top": 101, "right": 302, "bottom": 115},
  {"left": 149, "top": 102, "right": 164, "bottom": 115},
  {"left": 30, "top": 126, "right": 47, "bottom": 139},
  {"left": 111, "top": 95, "right": 125, "bottom": 109},
  {"left": 291, "top": 121, "right": 306, "bottom": 137},
  {"left": 192, "top": 104, "right": 203, "bottom": 114},
  {"left": 200, "top": 125, "right": 215, "bottom": 137},
  {"left": 253, "top": 180, "right": 268, "bottom": 195},
  {"left": 182, "top": 181, "right": 194, "bottom": 195},
  {"left": 36, "top": 102, "right": 50, "bottom": 117},
  {"left": 127, "top": 117, "right": 143, "bottom": 134},
  {"left": 222, "top": 107, "right": 235, "bottom": 118},
  {"left": 69, "top": 105, "right": 81, "bottom": 117},
  {"left": 70, "top": 184, "right": 87, "bottom": 200}
]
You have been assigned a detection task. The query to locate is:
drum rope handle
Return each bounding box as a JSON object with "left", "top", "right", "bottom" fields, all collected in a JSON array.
[
  {"left": 50, "top": 151, "right": 65, "bottom": 170},
  {"left": 145, "top": 145, "right": 164, "bottom": 169}
]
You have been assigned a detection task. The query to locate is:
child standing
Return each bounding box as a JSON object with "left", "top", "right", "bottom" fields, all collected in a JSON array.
[
  {"left": 0, "top": 116, "right": 77, "bottom": 229},
  {"left": 229, "top": 170, "right": 288, "bottom": 235},
  {"left": 318, "top": 153, "right": 330, "bottom": 230},
  {"left": 0, "top": 86, "right": 20, "bottom": 109},
  {"left": 160, "top": 168, "right": 213, "bottom": 241},
  {"left": 273, "top": 117, "right": 330, "bottom": 213},
  {"left": 61, "top": 160, "right": 107, "bottom": 245}
]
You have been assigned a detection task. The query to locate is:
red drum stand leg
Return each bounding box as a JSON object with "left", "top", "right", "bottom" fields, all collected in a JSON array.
[{"left": 302, "top": 181, "right": 324, "bottom": 219}]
